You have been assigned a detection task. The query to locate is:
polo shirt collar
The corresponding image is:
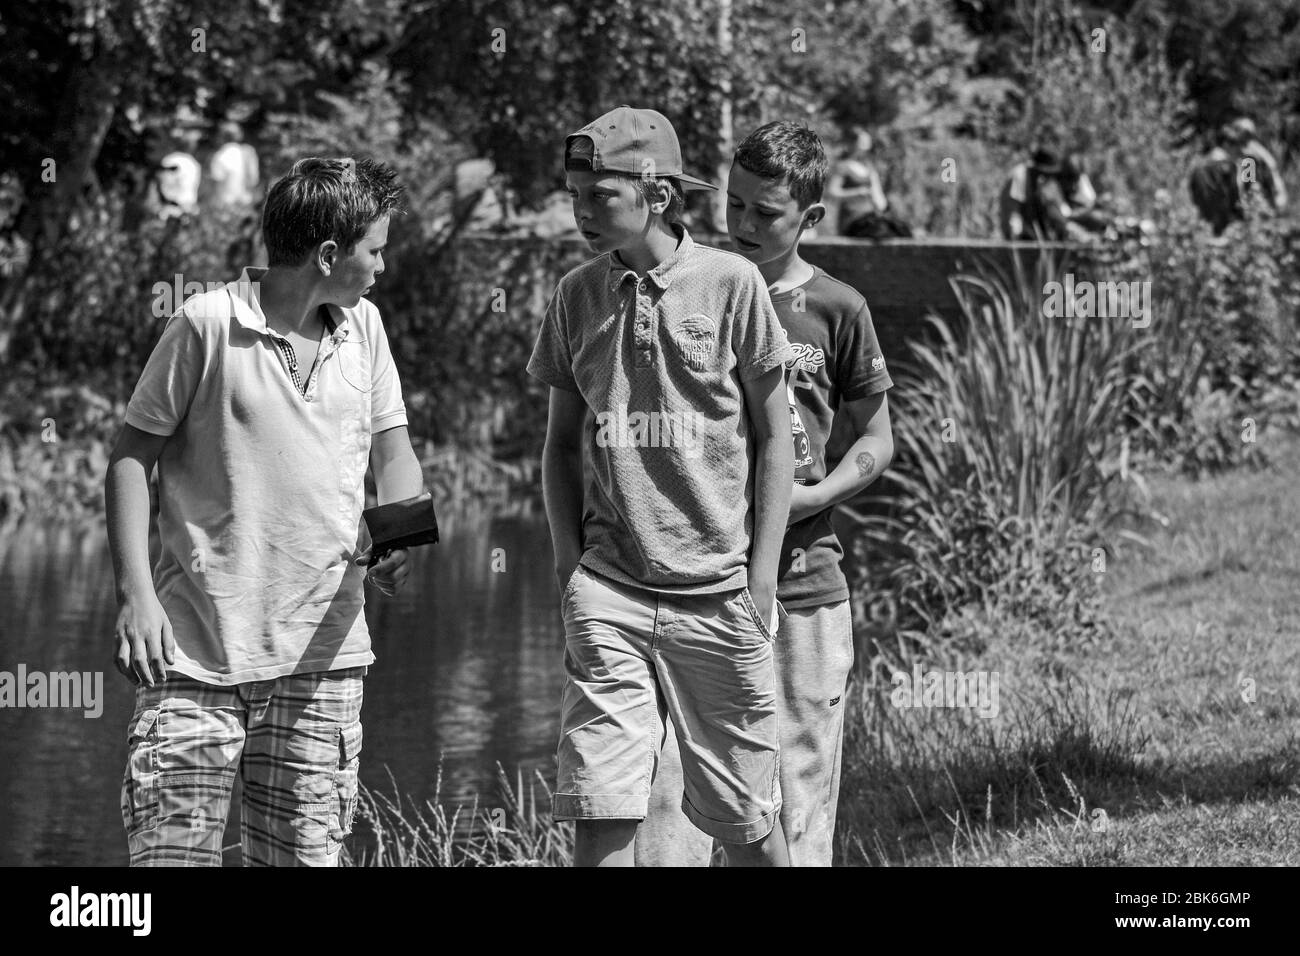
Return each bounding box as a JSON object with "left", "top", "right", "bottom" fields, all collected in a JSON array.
[
  {"left": 228, "top": 267, "right": 348, "bottom": 339},
  {"left": 606, "top": 224, "right": 694, "bottom": 292}
]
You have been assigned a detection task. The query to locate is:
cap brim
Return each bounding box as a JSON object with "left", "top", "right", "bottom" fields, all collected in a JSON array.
[{"left": 675, "top": 173, "right": 717, "bottom": 192}]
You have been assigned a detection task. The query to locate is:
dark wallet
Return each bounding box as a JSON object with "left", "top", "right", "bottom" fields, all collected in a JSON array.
[{"left": 362, "top": 492, "right": 440, "bottom": 559}]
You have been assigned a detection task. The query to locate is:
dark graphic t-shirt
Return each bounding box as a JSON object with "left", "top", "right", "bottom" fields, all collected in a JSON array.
[{"left": 773, "top": 266, "right": 893, "bottom": 609}]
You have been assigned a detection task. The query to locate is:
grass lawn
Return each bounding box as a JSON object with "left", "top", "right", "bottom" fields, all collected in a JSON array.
[
  {"left": 836, "top": 430, "right": 1300, "bottom": 866},
  {"left": 349, "top": 432, "right": 1300, "bottom": 867}
]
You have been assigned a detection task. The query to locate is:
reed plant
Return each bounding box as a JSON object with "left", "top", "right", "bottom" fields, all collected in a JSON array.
[{"left": 853, "top": 248, "right": 1146, "bottom": 662}]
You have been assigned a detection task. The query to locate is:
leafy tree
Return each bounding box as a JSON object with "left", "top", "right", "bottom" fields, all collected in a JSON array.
[
  {"left": 0, "top": 0, "right": 404, "bottom": 359},
  {"left": 391, "top": 0, "right": 727, "bottom": 205}
]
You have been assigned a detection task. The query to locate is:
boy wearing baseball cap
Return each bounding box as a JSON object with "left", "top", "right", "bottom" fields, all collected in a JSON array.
[
  {"left": 639, "top": 121, "right": 895, "bottom": 866},
  {"left": 527, "top": 106, "right": 795, "bottom": 866}
]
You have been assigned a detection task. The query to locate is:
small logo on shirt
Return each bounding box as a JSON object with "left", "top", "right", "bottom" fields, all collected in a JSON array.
[
  {"left": 786, "top": 341, "right": 825, "bottom": 375},
  {"left": 871, "top": 354, "right": 886, "bottom": 372},
  {"left": 672, "top": 314, "right": 716, "bottom": 371}
]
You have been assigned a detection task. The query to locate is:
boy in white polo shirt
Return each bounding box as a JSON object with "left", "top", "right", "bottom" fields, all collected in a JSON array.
[
  {"left": 528, "top": 106, "right": 795, "bottom": 866},
  {"left": 105, "top": 156, "right": 424, "bottom": 866}
]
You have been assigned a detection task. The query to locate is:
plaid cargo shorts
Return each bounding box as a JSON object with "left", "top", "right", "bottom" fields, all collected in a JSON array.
[{"left": 120, "top": 667, "right": 364, "bottom": 867}]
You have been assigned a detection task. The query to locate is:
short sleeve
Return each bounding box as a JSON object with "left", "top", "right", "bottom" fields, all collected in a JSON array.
[
  {"left": 368, "top": 311, "right": 408, "bottom": 434},
  {"left": 124, "top": 311, "right": 205, "bottom": 437},
  {"left": 836, "top": 300, "right": 893, "bottom": 400},
  {"left": 526, "top": 285, "right": 579, "bottom": 392},
  {"left": 731, "top": 265, "right": 792, "bottom": 382}
]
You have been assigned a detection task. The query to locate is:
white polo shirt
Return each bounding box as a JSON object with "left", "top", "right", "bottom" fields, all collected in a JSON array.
[{"left": 125, "top": 267, "right": 408, "bottom": 684}]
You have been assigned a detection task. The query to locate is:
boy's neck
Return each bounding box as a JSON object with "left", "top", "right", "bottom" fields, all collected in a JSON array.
[
  {"left": 255, "top": 268, "right": 325, "bottom": 334},
  {"left": 759, "top": 246, "right": 814, "bottom": 294},
  {"left": 615, "top": 221, "right": 681, "bottom": 276}
]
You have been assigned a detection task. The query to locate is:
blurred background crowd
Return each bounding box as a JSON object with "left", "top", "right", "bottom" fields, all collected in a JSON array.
[{"left": 1, "top": 0, "right": 1298, "bottom": 520}]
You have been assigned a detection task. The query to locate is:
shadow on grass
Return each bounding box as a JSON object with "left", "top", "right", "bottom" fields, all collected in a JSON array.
[{"left": 835, "top": 671, "right": 1300, "bottom": 866}]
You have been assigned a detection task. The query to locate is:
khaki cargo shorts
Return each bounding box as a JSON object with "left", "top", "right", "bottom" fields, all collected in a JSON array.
[{"left": 554, "top": 564, "right": 784, "bottom": 844}]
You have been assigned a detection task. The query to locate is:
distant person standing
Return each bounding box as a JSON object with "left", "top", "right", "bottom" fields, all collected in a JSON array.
[
  {"left": 1191, "top": 117, "right": 1288, "bottom": 235},
  {"left": 208, "top": 122, "right": 261, "bottom": 208},
  {"left": 826, "top": 127, "right": 910, "bottom": 239},
  {"left": 1189, "top": 127, "right": 1246, "bottom": 236},
  {"left": 209, "top": 122, "right": 263, "bottom": 267},
  {"left": 155, "top": 151, "right": 201, "bottom": 218},
  {"left": 1231, "top": 117, "right": 1288, "bottom": 214}
]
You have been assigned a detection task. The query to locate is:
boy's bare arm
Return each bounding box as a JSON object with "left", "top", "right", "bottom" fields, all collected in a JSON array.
[
  {"left": 542, "top": 386, "right": 587, "bottom": 593},
  {"left": 360, "top": 425, "right": 425, "bottom": 595},
  {"left": 370, "top": 425, "right": 424, "bottom": 503},
  {"left": 105, "top": 424, "right": 173, "bottom": 686},
  {"left": 789, "top": 391, "right": 894, "bottom": 525},
  {"left": 742, "top": 364, "right": 795, "bottom": 624}
]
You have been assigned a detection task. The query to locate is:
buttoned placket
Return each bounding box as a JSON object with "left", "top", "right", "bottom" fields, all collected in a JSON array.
[
  {"left": 609, "top": 269, "right": 663, "bottom": 370},
  {"left": 633, "top": 274, "right": 655, "bottom": 368},
  {"left": 267, "top": 322, "right": 349, "bottom": 402},
  {"left": 608, "top": 238, "right": 683, "bottom": 370}
]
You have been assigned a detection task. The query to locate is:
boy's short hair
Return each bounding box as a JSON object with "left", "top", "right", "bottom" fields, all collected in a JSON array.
[
  {"left": 262, "top": 157, "right": 404, "bottom": 267},
  {"left": 734, "top": 121, "right": 829, "bottom": 208},
  {"left": 634, "top": 175, "right": 686, "bottom": 223}
]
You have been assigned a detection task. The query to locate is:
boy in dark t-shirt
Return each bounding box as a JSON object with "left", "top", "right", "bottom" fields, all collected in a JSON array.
[{"left": 637, "top": 121, "right": 894, "bottom": 866}]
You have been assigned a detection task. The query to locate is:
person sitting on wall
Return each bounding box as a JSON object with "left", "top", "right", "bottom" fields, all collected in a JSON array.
[
  {"left": 999, "top": 131, "right": 1098, "bottom": 241},
  {"left": 826, "top": 126, "right": 912, "bottom": 240}
]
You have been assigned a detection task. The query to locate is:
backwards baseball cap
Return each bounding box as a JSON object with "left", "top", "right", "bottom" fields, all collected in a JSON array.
[{"left": 564, "top": 105, "right": 717, "bottom": 191}]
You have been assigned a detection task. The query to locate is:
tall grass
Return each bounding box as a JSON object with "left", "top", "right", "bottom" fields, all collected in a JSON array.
[
  {"left": 344, "top": 763, "right": 572, "bottom": 867},
  {"left": 853, "top": 249, "right": 1147, "bottom": 661}
]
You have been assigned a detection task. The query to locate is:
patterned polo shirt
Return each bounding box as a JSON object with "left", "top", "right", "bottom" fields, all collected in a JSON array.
[{"left": 527, "top": 226, "right": 793, "bottom": 594}]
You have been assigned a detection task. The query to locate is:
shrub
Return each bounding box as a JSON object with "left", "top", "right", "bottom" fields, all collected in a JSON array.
[
  {"left": 1111, "top": 203, "right": 1300, "bottom": 476},
  {"left": 852, "top": 249, "right": 1144, "bottom": 664}
]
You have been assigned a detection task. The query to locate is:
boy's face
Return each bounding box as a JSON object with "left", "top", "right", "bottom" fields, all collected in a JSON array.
[
  {"left": 326, "top": 214, "right": 389, "bottom": 306},
  {"left": 726, "top": 162, "right": 821, "bottom": 267},
  {"left": 565, "top": 170, "right": 652, "bottom": 254}
]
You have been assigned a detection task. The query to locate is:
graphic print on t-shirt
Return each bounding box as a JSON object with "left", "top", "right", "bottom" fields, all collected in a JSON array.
[{"left": 787, "top": 341, "right": 825, "bottom": 483}]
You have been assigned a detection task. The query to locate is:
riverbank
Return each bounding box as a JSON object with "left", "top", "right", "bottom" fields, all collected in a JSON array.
[{"left": 345, "top": 431, "right": 1300, "bottom": 866}]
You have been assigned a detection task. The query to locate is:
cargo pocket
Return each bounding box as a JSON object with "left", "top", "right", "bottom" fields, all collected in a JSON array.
[
  {"left": 327, "top": 722, "right": 363, "bottom": 852},
  {"left": 120, "top": 708, "right": 161, "bottom": 835}
]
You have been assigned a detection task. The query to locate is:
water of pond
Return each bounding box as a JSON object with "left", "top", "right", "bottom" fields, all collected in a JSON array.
[{"left": 0, "top": 505, "right": 566, "bottom": 865}]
